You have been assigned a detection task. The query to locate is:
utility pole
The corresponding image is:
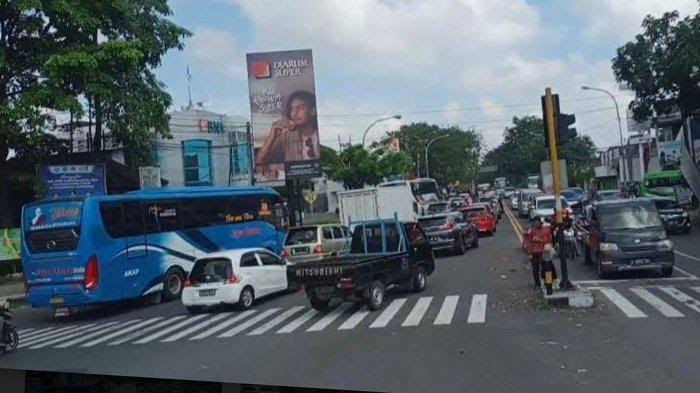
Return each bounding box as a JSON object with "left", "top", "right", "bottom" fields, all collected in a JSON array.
[
  {"left": 543, "top": 88, "right": 573, "bottom": 290},
  {"left": 187, "top": 65, "right": 193, "bottom": 109}
]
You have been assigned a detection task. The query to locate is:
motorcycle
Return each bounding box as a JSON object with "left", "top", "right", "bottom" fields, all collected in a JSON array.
[{"left": 0, "top": 300, "right": 19, "bottom": 354}]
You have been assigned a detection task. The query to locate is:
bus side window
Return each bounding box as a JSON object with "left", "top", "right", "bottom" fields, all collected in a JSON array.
[
  {"left": 122, "top": 202, "right": 145, "bottom": 237},
  {"left": 99, "top": 202, "right": 123, "bottom": 238}
]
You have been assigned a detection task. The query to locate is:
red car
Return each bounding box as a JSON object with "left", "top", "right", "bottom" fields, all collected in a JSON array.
[{"left": 459, "top": 203, "right": 497, "bottom": 236}]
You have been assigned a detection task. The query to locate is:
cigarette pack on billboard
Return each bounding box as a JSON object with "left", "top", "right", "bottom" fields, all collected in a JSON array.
[{"left": 246, "top": 49, "right": 322, "bottom": 184}]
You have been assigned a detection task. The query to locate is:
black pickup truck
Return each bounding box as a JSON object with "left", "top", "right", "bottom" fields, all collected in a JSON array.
[{"left": 287, "top": 219, "right": 435, "bottom": 311}]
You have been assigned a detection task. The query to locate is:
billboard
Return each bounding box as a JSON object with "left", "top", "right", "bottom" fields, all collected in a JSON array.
[
  {"left": 658, "top": 140, "right": 682, "bottom": 171},
  {"left": 0, "top": 228, "right": 20, "bottom": 261},
  {"left": 246, "top": 49, "right": 322, "bottom": 184},
  {"left": 38, "top": 164, "right": 106, "bottom": 199}
]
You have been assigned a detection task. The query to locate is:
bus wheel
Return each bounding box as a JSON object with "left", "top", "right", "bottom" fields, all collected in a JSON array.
[{"left": 162, "top": 267, "right": 185, "bottom": 301}]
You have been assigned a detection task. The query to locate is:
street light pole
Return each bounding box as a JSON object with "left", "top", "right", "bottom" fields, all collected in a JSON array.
[
  {"left": 362, "top": 114, "right": 402, "bottom": 147},
  {"left": 582, "top": 86, "right": 627, "bottom": 186},
  {"left": 425, "top": 134, "right": 449, "bottom": 178}
]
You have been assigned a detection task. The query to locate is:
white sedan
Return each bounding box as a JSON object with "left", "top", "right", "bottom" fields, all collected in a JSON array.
[{"left": 181, "top": 247, "right": 289, "bottom": 313}]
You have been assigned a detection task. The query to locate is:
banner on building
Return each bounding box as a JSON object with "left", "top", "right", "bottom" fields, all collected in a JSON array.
[
  {"left": 246, "top": 49, "right": 322, "bottom": 184},
  {"left": 658, "top": 140, "right": 682, "bottom": 171},
  {"left": 0, "top": 228, "right": 20, "bottom": 261},
  {"left": 38, "top": 164, "right": 106, "bottom": 199}
]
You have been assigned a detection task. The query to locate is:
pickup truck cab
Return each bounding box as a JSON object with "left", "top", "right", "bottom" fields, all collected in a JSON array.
[{"left": 287, "top": 218, "right": 435, "bottom": 311}]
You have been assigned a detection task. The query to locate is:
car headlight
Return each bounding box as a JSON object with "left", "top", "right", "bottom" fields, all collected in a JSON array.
[
  {"left": 657, "top": 239, "right": 673, "bottom": 251},
  {"left": 599, "top": 242, "right": 619, "bottom": 252}
]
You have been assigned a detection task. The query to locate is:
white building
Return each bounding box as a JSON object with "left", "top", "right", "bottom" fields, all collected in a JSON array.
[{"left": 154, "top": 108, "right": 252, "bottom": 187}]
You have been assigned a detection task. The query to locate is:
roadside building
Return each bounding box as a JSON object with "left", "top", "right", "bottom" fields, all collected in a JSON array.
[{"left": 154, "top": 108, "right": 252, "bottom": 187}]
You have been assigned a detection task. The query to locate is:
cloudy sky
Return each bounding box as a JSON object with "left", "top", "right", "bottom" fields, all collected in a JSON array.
[{"left": 156, "top": 0, "right": 699, "bottom": 151}]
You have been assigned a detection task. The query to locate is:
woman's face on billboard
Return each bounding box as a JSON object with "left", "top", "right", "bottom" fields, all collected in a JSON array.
[{"left": 290, "top": 98, "right": 313, "bottom": 126}]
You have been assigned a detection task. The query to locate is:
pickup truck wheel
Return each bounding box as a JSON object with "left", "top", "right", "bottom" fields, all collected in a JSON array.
[
  {"left": 661, "top": 267, "right": 673, "bottom": 277},
  {"left": 366, "top": 280, "right": 385, "bottom": 311},
  {"left": 411, "top": 266, "right": 427, "bottom": 293},
  {"left": 309, "top": 296, "right": 332, "bottom": 312}
]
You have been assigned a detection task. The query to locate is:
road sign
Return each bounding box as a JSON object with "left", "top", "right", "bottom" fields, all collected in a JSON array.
[{"left": 304, "top": 192, "right": 318, "bottom": 205}]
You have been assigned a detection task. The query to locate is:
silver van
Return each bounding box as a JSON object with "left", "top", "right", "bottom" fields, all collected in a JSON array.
[{"left": 283, "top": 224, "right": 350, "bottom": 263}]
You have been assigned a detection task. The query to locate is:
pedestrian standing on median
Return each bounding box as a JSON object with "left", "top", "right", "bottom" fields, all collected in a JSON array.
[{"left": 526, "top": 217, "right": 552, "bottom": 290}]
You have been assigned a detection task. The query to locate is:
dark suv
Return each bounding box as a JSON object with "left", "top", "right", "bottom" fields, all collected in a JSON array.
[
  {"left": 418, "top": 212, "right": 479, "bottom": 255},
  {"left": 581, "top": 198, "right": 675, "bottom": 278}
]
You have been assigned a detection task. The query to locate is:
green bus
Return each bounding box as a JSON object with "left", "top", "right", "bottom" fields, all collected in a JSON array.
[{"left": 641, "top": 170, "right": 693, "bottom": 204}]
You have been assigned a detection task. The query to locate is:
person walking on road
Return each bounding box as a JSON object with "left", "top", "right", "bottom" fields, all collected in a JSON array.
[{"left": 526, "top": 218, "right": 552, "bottom": 290}]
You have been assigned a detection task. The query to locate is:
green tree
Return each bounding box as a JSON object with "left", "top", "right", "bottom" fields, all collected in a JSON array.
[
  {"left": 0, "top": 0, "right": 190, "bottom": 225},
  {"left": 483, "top": 116, "right": 596, "bottom": 187},
  {"left": 612, "top": 9, "right": 700, "bottom": 122},
  {"left": 321, "top": 144, "right": 413, "bottom": 189},
  {"left": 382, "top": 122, "right": 481, "bottom": 186}
]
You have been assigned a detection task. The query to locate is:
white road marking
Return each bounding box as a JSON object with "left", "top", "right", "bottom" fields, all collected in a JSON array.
[
  {"left": 160, "top": 313, "right": 233, "bottom": 342},
  {"left": 630, "top": 287, "right": 684, "bottom": 318},
  {"left": 306, "top": 303, "right": 352, "bottom": 332},
  {"left": 81, "top": 317, "right": 164, "bottom": 347},
  {"left": 109, "top": 316, "right": 186, "bottom": 345},
  {"left": 133, "top": 315, "right": 208, "bottom": 344},
  {"left": 675, "top": 250, "right": 700, "bottom": 262},
  {"left": 338, "top": 308, "right": 370, "bottom": 330},
  {"left": 595, "top": 287, "right": 647, "bottom": 318},
  {"left": 17, "top": 328, "right": 36, "bottom": 335},
  {"left": 248, "top": 306, "right": 306, "bottom": 336},
  {"left": 434, "top": 295, "right": 459, "bottom": 325},
  {"left": 673, "top": 265, "right": 698, "bottom": 279},
  {"left": 28, "top": 323, "right": 116, "bottom": 349},
  {"left": 467, "top": 294, "right": 488, "bottom": 324},
  {"left": 370, "top": 298, "right": 407, "bottom": 329},
  {"left": 54, "top": 320, "right": 142, "bottom": 348},
  {"left": 657, "top": 286, "right": 700, "bottom": 314},
  {"left": 218, "top": 308, "right": 281, "bottom": 337},
  {"left": 277, "top": 308, "right": 318, "bottom": 334},
  {"left": 691, "top": 287, "right": 700, "bottom": 295},
  {"left": 18, "top": 324, "right": 95, "bottom": 348},
  {"left": 20, "top": 326, "right": 71, "bottom": 341},
  {"left": 574, "top": 276, "right": 699, "bottom": 286},
  {"left": 189, "top": 310, "right": 257, "bottom": 340},
  {"left": 401, "top": 297, "right": 433, "bottom": 327}
]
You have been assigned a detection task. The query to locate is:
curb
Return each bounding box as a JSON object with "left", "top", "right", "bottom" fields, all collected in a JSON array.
[{"left": 542, "top": 286, "right": 594, "bottom": 309}]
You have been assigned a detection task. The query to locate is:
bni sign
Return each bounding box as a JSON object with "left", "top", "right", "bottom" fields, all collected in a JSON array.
[{"left": 198, "top": 119, "right": 225, "bottom": 134}]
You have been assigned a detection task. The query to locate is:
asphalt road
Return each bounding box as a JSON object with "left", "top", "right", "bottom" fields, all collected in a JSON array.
[{"left": 2, "top": 212, "right": 700, "bottom": 392}]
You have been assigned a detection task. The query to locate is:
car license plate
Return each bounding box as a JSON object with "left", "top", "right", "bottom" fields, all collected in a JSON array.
[
  {"left": 199, "top": 289, "right": 216, "bottom": 297},
  {"left": 292, "top": 247, "right": 309, "bottom": 255},
  {"left": 316, "top": 286, "right": 335, "bottom": 295},
  {"left": 429, "top": 236, "right": 437, "bottom": 242},
  {"left": 630, "top": 258, "right": 650, "bottom": 266},
  {"left": 50, "top": 296, "right": 64, "bottom": 305}
]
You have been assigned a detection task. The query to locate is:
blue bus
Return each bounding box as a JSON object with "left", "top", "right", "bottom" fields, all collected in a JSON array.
[{"left": 21, "top": 187, "right": 287, "bottom": 309}]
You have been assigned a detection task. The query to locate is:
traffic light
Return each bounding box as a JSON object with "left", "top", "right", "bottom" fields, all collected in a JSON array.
[
  {"left": 541, "top": 93, "right": 577, "bottom": 146},
  {"left": 557, "top": 113, "right": 577, "bottom": 144}
]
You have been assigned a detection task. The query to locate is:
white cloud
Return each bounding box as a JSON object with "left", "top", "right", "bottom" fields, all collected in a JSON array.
[
  {"left": 574, "top": 0, "right": 699, "bottom": 41},
  {"left": 187, "top": 27, "right": 246, "bottom": 80}
]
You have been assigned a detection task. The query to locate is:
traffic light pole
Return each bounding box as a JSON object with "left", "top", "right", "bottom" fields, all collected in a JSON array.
[{"left": 544, "top": 88, "right": 573, "bottom": 290}]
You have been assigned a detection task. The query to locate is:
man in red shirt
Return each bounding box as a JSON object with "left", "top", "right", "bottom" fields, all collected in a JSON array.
[{"left": 526, "top": 218, "right": 553, "bottom": 290}]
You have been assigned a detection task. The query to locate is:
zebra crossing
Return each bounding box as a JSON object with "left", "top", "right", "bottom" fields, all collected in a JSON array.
[
  {"left": 15, "top": 294, "right": 488, "bottom": 351},
  {"left": 591, "top": 285, "right": 700, "bottom": 319}
]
